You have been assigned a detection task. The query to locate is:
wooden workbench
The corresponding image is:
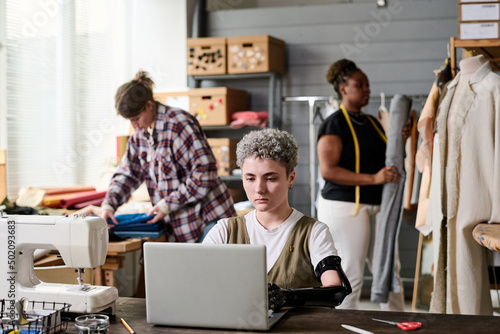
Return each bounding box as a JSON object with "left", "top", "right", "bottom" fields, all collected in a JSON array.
[
  {"left": 94, "top": 235, "right": 166, "bottom": 292},
  {"left": 63, "top": 297, "right": 500, "bottom": 333},
  {"left": 94, "top": 238, "right": 145, "bottom": 287},
  {"left": 34, "top": 236, "right": 165, "bottom": 296}
]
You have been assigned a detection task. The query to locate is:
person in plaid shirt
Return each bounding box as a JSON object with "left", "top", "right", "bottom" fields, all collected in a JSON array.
[{"left": 101, "top": 71, "right": 235, "bottom": 242}]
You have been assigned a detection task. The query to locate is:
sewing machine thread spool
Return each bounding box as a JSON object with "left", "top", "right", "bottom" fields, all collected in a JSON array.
[{"left": 75, "top": 314, "right": 109, "bottom": 334}]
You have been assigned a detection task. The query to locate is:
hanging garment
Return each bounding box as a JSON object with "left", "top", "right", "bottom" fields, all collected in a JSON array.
[
  {"left": 377, "top": 92, "right": 390, "bottom": 134},
  {"left": 403, "top": 110, "right": 418, "bottom": 210},
  {"left": 427, "top": 57, "right": 500, "bottom": 315},
  {"left": 370, "top": 94, "right": 412, "bottom": 304},
  {"left": 415, "top": 60, "right": 452, "bottom": 235},
  {"left": 414, "top": 81, "right": 439, "bottom": 235}
]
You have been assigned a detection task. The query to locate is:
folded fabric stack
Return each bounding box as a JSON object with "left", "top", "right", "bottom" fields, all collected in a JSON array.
[
  {"left": 230, "top": 111, "right": 268, "bottom": 129},
  {"left": 110, "top": 213, "right": 164, "bottom": 239}
]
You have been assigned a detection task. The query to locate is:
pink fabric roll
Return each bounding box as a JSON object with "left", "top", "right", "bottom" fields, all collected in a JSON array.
[
  {"left": 60, "top": 190, "right": 107, "bottom": 209},
  {"left": 71, "top": 198, "right": 105, "bottom": 209},
  {"left": 43, "top": 186, "right": 96, "bottom": 196}
]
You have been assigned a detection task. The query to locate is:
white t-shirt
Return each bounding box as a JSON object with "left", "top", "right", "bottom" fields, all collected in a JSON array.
[{"left": 203, "top": 209, "right": 338, "bottom": 273}]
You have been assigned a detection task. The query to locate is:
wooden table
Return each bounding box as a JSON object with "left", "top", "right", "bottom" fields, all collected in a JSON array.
[
  {"left": 93, "top": 238, "right": 145, "bottom": 287},
  {"left": 63, "top": 297, "right": 500, "bottom": 333},
  {"left": 94, "top": 235, "right": 166, "bottom": 295},
  {"left": 473, "top": 223, "right": 500, "bottom": 252}
]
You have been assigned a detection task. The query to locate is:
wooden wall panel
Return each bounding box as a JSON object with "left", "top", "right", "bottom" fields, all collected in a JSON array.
[{"left": 206, "top": 0, "right": 457, "bottom": 216}]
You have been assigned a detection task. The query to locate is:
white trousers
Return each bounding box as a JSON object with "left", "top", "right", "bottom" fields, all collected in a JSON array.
[{"left": 317, "top": 197, "right": 405, "bottom": 311}]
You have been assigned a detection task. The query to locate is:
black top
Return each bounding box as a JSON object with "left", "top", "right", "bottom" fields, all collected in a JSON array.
[{"left": 317, "top": 109, "right": 386, "bottom": 205}]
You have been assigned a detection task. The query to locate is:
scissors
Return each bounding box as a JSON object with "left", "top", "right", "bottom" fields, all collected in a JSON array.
[{"left": 372, "top": 318, "right": 422, "bottom": 331}]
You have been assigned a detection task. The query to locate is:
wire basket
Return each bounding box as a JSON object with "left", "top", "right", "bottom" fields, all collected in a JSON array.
[{"left": 0, "top": 299, "right": 71, "bottom": 334}]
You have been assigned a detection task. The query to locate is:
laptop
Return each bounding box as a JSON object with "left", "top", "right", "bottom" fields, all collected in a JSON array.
[{"left": 143, "top": 242, "right": 288, "bottom": 331}]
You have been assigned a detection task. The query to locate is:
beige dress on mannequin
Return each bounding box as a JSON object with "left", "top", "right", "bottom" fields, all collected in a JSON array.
[{"left": 427, "top": 55, "right": 500, "bottom": 315}]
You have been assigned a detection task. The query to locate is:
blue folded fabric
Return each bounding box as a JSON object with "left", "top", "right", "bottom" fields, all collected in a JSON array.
[
  {"left": 113, "top": 230, "right": 164, "bottom": 239},
  {"left": 109, "top": 213, "right": 161, "bottom": 231},
  {"left": 18, "top": 329, "right": 41, "bottom": 334}
]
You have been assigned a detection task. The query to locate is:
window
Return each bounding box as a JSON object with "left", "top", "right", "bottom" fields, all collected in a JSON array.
[{"left": 4, "top": 0, "right": 132, "bottom": 199}]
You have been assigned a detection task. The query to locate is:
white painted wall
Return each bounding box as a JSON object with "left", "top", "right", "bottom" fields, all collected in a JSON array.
[
  {"left": 109, "top": 0, "right": 189, "bottom": 137},
  {"left": 131, "top": 0, "right": 188, "bottom": 93},
  {"left": 0, "top": 0, "right": 6, "bottom": 150}
]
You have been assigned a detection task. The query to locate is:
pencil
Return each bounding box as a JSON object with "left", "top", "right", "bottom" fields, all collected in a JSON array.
[{"left": 121, "top": 317, "right": 135, "bottom": 334}]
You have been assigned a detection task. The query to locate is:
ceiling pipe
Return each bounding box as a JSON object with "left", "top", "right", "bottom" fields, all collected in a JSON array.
[{"left": 191, "top": 0, "right": 207, "bottom": 38}]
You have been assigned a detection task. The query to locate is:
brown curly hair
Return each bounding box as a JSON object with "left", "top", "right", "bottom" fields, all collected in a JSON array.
[
  {"left": 326, "top": 59, "right": 360, "bottom": 99},
  {"left": 115, "top": 71, "right": 155, "bottom": 118}
]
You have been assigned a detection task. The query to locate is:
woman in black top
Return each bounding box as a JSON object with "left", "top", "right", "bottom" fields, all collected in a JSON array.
[{"left": 317, "top": 59, "right": 405, "bottom": 311}]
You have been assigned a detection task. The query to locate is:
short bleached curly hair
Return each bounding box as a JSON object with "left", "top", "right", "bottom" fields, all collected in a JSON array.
[{"left": 236, "top": 128, "right": 299, "bottom": 175}]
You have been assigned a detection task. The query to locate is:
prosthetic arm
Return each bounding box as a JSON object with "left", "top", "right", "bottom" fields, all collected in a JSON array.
[{"left": 268, "top": 256, "right": 352, "bottom": 311}]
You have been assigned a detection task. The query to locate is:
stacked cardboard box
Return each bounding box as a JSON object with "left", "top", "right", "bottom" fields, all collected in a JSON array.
[
  {"left": 227, "top": 35, "right": 286, "bottom": 74},
  {"left": 459, "top": 1, "right": 500, "bottom": 40},
  {"left": 187, "top": 37, "right": 227, "bottom": 75},
  {"left": 187, "top": 35, "right": 286, "bottom": 75},
  {"left": 188, "top": 87, "right": 247, "bottom": 126},
  {"left": 207, "top": 138, "right": 238, "bottom": 176}
]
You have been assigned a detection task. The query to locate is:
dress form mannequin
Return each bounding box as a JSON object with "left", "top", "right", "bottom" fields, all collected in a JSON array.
[
  {"left": 428, "top": 53, "right": 500, "bottom": 315},
  {"left": 445, "top": 55, "right": 487, "bottom": 217},
  {"left": 447, "top": 55, "right": 486, "bottom": 138}
]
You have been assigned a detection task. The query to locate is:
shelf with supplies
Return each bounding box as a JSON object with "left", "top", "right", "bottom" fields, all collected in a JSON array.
[
  {"left": 188, "top": 72, "right": 283, "bottom": 129},
  {"left": 201, "top": 125, "right": 262, "bottom": 139},
  {"left": 188, "top": 72, "right": 282, "bottom": 197},
  {"left": 219, "top": 174, "right": 243, "bottom": 188},
  {"left": 450, "top": 37, "right": 500, "bottom": 76}
]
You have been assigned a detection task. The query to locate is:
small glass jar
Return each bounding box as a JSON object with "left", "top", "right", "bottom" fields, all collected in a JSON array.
[{"left": 75, "top": 314, "right": 109, "bottom": 334}]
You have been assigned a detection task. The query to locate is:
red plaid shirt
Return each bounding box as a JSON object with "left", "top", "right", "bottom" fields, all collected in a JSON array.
[{"left": 103, "top": 104, "right": 235, "bottom": 242}]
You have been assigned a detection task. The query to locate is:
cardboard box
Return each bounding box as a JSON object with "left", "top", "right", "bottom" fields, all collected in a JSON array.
[
  {"left": 207, "top": 138, "right": 238, "bottom": 176},
  {"left": 154, "top": 91, "right": 190, "bottom": 110},
  {"left": 188, "top": 87, "right": 247, "bottom": 126},
  {"left": 187, "top": 37, "right": 227, "bottom": 75},
  {"left": 459, "top": 21, "right": 499, "bottom": 39},
  {"left": 227, "top": 35, "right": 286, "bottom": 74},
  {"left": 459, "top": 3, "right": 500, "bottom": 21}
]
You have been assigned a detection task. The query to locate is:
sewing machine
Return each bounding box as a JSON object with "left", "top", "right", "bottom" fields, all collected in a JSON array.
[{"left": 0, "top": 213, "right": 118, "bottom": 314}]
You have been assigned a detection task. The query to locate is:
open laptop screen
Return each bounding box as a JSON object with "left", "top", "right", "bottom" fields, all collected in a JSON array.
[{"left": 144, "top": 242, "right": 282, "bottom": 331}]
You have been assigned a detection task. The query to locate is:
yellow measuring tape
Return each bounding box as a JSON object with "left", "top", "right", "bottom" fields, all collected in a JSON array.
[{"left": 340, "top": 104, "right": 387, "bottom": 216}]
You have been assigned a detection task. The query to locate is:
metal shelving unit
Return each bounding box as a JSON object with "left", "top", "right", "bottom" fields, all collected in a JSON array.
[
  {"left": 189, "top": 72, "right": 283, "bottom": 128},
  {"left": 190, "top": 72, "right": 283, "bottom": 188}
]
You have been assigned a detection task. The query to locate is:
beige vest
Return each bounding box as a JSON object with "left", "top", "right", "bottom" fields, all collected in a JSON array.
[{"left": 226, "top": 214, "right": 321, "bottom": 289}]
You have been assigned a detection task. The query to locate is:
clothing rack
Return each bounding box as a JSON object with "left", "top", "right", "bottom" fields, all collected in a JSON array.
[
  {"left": 283, "top": 94, "right": 428, "bottom": 217},
  {"left": 283, "top": 96, "right": 329, "bottom": 216}
]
